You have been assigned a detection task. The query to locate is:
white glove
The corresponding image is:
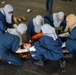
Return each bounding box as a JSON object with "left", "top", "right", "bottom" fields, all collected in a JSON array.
[
  {"left": 62, "top": 42, "right": 66, "bottom": 48},
  {"left": 59, "top": 32, "right": 70, "bottom": 37},
  {"left": 29, "top": 46, "right": 36, "bottom": 51},
  {"left": 16, "top": 48, "right": 29, "bottom": 53},
  {"left": 64, "top": 25, "right": 69, "bottom": 32},
  {"left": 13, "top": 24, "right": 18, "bottom": 28}
]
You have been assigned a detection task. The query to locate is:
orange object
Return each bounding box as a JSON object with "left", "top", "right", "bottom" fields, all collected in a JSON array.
[
  {"left": 14, "top": 17, "right": 17, "bottom": 23},
  {"left": 19, "top": 53, "right": 30, "bottom": 59},
  {"left": 31, "top": 32, "right": 43, "bottom": 40},
  {"left": 17, "top": 18, "right": 22, "bottom": 22}
]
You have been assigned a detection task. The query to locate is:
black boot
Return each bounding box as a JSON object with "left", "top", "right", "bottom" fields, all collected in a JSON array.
[
  {"left": 34, "top": 59, "right": 44, "bottom": 67},
  {"left": 63, "top": 53, "right": 73, "bottom": 58},
  {"left": 59, "top": 58, "right": 66, "bottom": 72},
  {"left": 0, "top": 58, "right": 9, "bottom": 65}
]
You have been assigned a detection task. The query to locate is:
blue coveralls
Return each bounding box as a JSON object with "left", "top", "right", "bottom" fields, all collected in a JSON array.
[
  {"left": 30, "top": 35, "right": 63, "bottom": 61},
  {"left": 66, "top": 27, "right": 76, "bottom": 53},
  {"left": 26, "top": 19, "right": 50, "bottom": 41},
  {"left": 44, "top": 14, "right": 67, "bottom": 31},
  {"left": 0, "top": 32, "right": 23, "bottom": 66},
  {"left": 46, "top": 0, "right": 53, "bottom": 13},
  {"left": 0, "top": 11, "right": 15, "bottom": 37}
]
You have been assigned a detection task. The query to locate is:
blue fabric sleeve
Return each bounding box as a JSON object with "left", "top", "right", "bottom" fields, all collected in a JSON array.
[
  {"left": 35, "top": 36, "right": 55, "bottom": 50},
  {"left": 35, "top": 36, "right": 62, "bottom": 51},
  {"left": 12, "top": 37, "right": 20, "bottom": 52},
  {"left": 41, "top": 37, "right": 57, "bottom": 51},
  {"left": 26, "top": 20, "right": 34, "bottom": 40},
  {"left": 0, "top": 20, "right": 6, "bottom": 31},
  {"left": 44, "top": 18, "right": 50, "bottom": 24},
  {"left": 44, "top": 15, "right": 54, "bottom": 27},
  {"left": 70, "top": 27, "right": 76, "bottom": 40}
]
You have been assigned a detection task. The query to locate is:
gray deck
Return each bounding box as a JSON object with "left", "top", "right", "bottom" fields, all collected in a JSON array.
[{"left": 0, "top": 0, "right": 76, "bottom": 75}]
